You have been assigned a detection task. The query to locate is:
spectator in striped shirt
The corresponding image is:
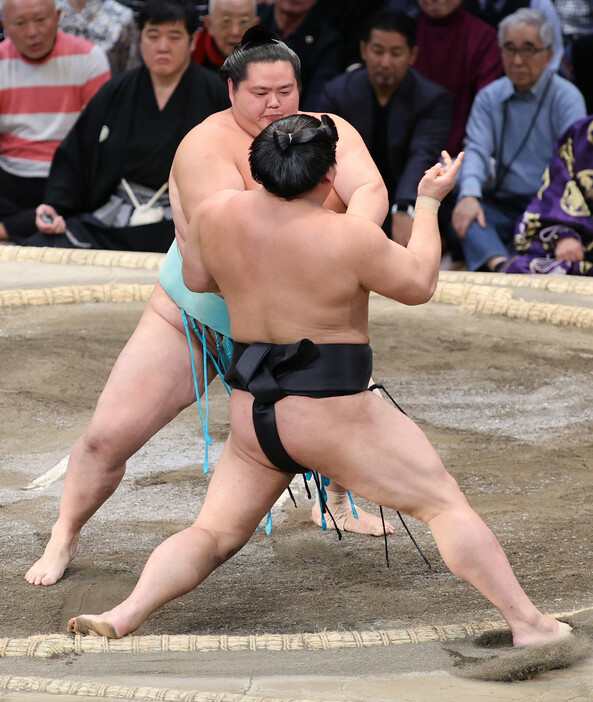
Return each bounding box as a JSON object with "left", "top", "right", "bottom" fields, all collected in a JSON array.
[{"left": 0, "top": 0, "right": 111, "bottom": 244}]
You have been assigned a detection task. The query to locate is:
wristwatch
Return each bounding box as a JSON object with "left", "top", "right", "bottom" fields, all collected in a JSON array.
[{"left": 391, "top": 201, "right": 415, "bottom": 219}]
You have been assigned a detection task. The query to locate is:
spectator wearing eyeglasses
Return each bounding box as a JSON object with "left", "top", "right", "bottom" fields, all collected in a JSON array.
[
  {"left": 461, "top": 0, "right": 564, "bottom": 73},
  {"left": 451, "top": 8, "right": 586, "bottom": 272},
  {"left": 192, "top": 0, "right": 259, "bottom": 71}
]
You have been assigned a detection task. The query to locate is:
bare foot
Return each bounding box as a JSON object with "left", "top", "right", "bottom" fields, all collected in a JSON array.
[
  {"left": 311, "top": 488, "right": 395, "bottom": 537},
  {"left": 25, "top": 527, "right": 80, "bottom": 586},
  {"left": 513, "top": 617, "right": 572, "bottom": 647},
  {"left": 67, "top": 613, "right": 125, "bottom": 639}
]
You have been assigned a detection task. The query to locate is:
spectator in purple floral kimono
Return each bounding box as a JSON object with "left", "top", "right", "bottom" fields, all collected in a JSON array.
[{"left": 507, "top": 115, "right": 593, "bottom": 275}]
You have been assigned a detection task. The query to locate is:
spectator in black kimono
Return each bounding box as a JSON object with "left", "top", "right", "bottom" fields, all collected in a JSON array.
[{"left": 18, "top": 0, "right": 229, "bottom": 253}]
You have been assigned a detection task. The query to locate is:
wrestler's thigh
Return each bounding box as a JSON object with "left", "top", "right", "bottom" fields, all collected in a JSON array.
[
  {"left": 275, "top": 393, "right": 461, "bottom": 520},
  {"left": 193, "top": 437, "right": 293, "bottom": 540},
  {"left": 87, "top": 284, "right": 201, "bottom": 454}
]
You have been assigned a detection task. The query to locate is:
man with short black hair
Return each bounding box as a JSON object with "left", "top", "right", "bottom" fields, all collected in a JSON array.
[
  {"left": 315, "top": 10, "right": 452, "bottom": 244},
  {"left": 19, "top": 0, "right": 230, "bottom": 252}
]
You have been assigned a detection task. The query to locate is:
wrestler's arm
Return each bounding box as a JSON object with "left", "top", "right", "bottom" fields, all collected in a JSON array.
[
  {"left": 182, "top": 228, "right": 218, "bottom": 294},
  {"left": 170, "top": 120, "right": 246, "bottom": 246},
  {"left": 355, "top": 152, "right": 463, "bottom": 305},
  {"left": 182, "top": 190, "right": 240, "bottom": 293},
  {"left": 329, "top": 113, "right": 388, "bottom": 225}
]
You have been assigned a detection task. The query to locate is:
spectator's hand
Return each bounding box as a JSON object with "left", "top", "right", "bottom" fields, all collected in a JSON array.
[
  {"left": 418, "top": 151, "right": 463, "bottom": 205},
  {"left": 452, "top": 195, "right": 485, "bottom": 240},
  {"left": 35, "top": 205, "right": 66, "bottom": 235},
  {"left": 555, "top": 237, "right": 585, "bottom": 262},
  {"left": 391, "top": 212, "right": 413, "bottom": 246}
]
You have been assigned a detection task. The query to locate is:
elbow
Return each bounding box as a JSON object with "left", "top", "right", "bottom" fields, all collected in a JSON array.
[
  {"left": 376, "top": 181, "right": 389, "bottom": 220},
  {"left": 399, "top": 276, "right": 438, "bottom": 306}
]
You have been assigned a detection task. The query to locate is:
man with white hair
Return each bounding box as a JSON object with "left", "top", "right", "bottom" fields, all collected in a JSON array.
[
  {"left": 452, "top": 8, "right": 586, "bottom": 272},
  {"left": 191, "top": 0, "right": 259, "bottom": 70},
  {"left": 0, "top": 0, "right": 110, "bottom": 244}
]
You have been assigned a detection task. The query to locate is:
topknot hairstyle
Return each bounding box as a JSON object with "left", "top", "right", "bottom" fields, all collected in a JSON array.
[
  {"left": 219, "top": 25, "right": 302, "bottom": 91},
  {"left": 249, "top": 114, "right": 339, "bottom": 200}
]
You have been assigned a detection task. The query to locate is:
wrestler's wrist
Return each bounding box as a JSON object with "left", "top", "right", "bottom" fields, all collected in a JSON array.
[{"left": 415, "top": 195, "right": 440, "bottom": 214}]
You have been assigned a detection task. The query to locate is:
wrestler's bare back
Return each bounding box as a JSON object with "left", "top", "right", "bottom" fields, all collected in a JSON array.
[
  {"left": 191, "top": 190, "right": 374, "bottom": 344},
  {"left": 183, "top": 152, "right": 460, "bottom": 475}
]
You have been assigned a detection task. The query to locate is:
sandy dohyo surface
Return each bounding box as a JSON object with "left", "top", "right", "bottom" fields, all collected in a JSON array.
[{"left": 1, "top": 292, "right": 592, "bottom": 642}]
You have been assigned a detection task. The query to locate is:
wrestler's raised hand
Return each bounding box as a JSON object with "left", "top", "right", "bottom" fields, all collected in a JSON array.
[{"left": 417, "top": 151, "right": 464, "bottom": 204}]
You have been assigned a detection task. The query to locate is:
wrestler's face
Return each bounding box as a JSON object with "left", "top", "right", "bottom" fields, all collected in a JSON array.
[
  {"left": 417, "top": 0, "right": 461, "bottom": 20},
  {"left": 2, "top": 0, "right": 60, "bottom": 61},
  {"left": 205, "top": 0, "right": 259, "bottom": 58},
  {"left": 229, "top": 60, "right": 300, "bottom": 137},
  {"left": 501, "top": 23, "right": 552, "bottom": 94},
  {"left": 140, "top": 20, "right": 196, "bottom": 80},
  {"left": 361, "top": 30, "right": 418, "bottom": 96}
]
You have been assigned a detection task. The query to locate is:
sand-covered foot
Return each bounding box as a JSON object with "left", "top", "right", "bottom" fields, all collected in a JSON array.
[
  {"left": 556, "top": 621, "right": 574, "bottom": 642},
  {"left": 513, "top": 617, "right": 572, "bottom": 647},
  {"left": 67, "top": 613, "right": 126, "bottom": 639},
  {"left": 456, "top": 620, "right": 585, "bottom": 682},
  {"left": 25, "top": 532, "right": 79, "bottom": 586},
  {"left": 312, "top": 491, "right": 395, "bottom": 536}
]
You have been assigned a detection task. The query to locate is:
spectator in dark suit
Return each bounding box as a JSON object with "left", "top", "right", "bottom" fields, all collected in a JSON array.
[
  {"left": 257, "top": 0, "right": 343, "bottom": 109},
  {"left": 314, "top": 10, "right": 451, "bottom": 244},
  {"left": 316, "top": 0, "right": 386, "bottom": 68}
]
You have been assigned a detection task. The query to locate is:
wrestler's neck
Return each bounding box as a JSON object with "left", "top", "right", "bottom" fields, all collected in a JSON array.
[{"left": 263, "top": 170, "right": 335, "bottom": 207}]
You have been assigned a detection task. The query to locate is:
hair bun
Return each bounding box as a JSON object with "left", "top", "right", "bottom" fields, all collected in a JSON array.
[
  {"left": 240, "top": 25, "right": 280, "bottom": 49},
  {"left": 273, "top": 131, "right": 293, "bottom": 151}
]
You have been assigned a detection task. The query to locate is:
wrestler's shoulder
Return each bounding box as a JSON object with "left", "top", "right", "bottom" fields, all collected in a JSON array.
[
  {"left": 195, "top": 188, "right": 247, "bottom": 222},
  {"left": 299, "top": 110, "right": 355, "bottom": 133},
  {"left": 180, "top": 109, "right": 242, "bottom": 147}
]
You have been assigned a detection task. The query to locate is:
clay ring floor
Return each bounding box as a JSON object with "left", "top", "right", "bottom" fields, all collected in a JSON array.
[{"left": 1, "top": 246, "right": 592, "bottom": 701}]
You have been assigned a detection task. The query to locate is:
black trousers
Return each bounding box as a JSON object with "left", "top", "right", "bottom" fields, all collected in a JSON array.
[{"left": 0, "top": 168, "right": 45, "bottom": 240}]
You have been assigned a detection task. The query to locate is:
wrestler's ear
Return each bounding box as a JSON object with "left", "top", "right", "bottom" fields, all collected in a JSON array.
[
  {"left": 324, "top": 165, "right": 337, "bottom": 188},
  {"left": 228, "top": 77, "right": 236, "bottom": 104}
]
